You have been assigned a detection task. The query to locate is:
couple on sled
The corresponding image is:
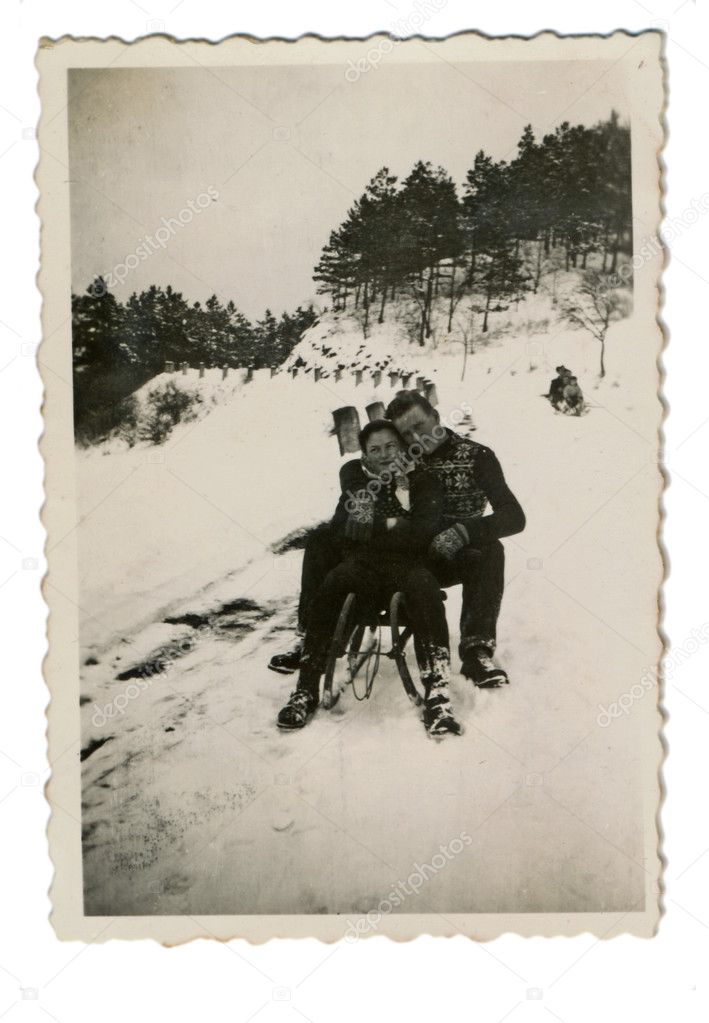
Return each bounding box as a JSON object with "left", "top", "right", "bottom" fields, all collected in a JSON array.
[{"left": 270, "top": 390, "right": 526, "bottom": 738}]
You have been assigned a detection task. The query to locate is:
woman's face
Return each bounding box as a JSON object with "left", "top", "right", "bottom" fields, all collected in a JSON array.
[{"left": 364, "top": 429, "right": 402, "bottom": 474}]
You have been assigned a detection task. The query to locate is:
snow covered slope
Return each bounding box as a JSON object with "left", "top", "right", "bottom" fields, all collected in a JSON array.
[
  {"left": 76, "top": 287, "right": 651, "bottom": 654},
  {"left": 76, "top": 286, "right": 662, "bottom": 917}
]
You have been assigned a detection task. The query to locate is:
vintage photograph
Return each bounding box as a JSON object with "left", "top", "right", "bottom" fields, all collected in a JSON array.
[{"left": 38, "top": 31, "right": 664, "bottom": 941}]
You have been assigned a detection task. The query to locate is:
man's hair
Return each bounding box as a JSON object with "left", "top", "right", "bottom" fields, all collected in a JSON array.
[
  {"left": 358, "top": 419, "right": 404, "bottom": 452},
  {"left": 385, "top": 390, "right": 438, "bottom": 423}
]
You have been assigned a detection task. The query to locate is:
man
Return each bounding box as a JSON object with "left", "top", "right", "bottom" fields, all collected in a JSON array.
[
  {"left": 276, "top": 421, "right": 461, "bottom": 738},
  {"left": 385, "top": 390, "right": 525, "bottom": 687},
  {"left": 549, "top": 365, "right": 572, "bottom": 409}
]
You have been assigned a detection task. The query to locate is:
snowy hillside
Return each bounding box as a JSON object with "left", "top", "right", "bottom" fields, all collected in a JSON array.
[
  {"left": 76, "top": 285, "right": 661, "bottom": 917},
  {"left": 75, "top": 284, "right": 648, "bottom": 653}
]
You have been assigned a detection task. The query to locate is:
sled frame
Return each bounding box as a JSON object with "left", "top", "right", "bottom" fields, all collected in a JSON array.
[{"left": 321, "top": 590, "right": 428, "bottom": 709}]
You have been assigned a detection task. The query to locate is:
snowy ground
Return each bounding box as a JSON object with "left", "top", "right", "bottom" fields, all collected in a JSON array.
[{"left": 76, "top": 289, "right": 661, "bottom": 917}]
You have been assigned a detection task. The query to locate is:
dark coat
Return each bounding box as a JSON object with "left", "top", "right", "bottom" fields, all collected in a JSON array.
[{"left": 333, "top": 459, "right": 445, "bottom": 562}]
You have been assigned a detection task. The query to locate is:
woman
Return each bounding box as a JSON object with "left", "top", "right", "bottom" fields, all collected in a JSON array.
[{"left": 276, "top": 420, "right": 462, "bottom": 738}]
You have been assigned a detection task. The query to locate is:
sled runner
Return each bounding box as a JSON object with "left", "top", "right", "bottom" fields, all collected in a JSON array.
[{"left": 321, "top": 590, "right": 445, "bottom": 709}]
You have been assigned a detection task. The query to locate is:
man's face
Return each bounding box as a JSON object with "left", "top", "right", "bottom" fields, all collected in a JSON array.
[
  {"left": 364, "top": 429, "right": 403, "bottom": 474},
  {"left": 392, "top": 406, "right": 442, "bottom": 452}
]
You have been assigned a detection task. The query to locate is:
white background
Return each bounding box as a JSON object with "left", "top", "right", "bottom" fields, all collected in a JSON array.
[{"left": 1, "top": 1, "right": 707, "bottom": 1020}]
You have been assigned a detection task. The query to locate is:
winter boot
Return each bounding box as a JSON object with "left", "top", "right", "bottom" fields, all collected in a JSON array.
[
  {"left": 422, "top": 687, "right": 463, "bottom": 738},
  {"left": 268, "top": 638, "right": 303, "bottom": 675},
  {"left": 277, "top": 679, "right": 318, "bottom": 730},
  {"left": 461, "top": 646, "right": 509, "bottom": 688},
  {"left": 421, "top": 659, "right": 462, "bottom": 737}
]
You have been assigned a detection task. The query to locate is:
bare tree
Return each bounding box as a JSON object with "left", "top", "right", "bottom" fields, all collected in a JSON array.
[
  {"left": 452, "top": 301, "right": 478, "bottom": 381},
  {"left": 561, "top": 270, "right": 631, "bottom": 378}
]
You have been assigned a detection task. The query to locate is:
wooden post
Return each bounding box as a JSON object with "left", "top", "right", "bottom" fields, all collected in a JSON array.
[
  {"left": 372, "top": 369, "right": 382, "bottom": 387},
  {"left": 334, "top": 368, "right": 342, "bottom": 382},
  {"left": 270, "top": 366, "right": 277, "bottom": 378},
  {"left": 424, "top": 381, "right": 439, "bottom": 406},
  {"left": 416, "top": 376, "right": 426, "bottom": 393},
  {"left": 165, "top": 360, "right": 174, "bottom": 373},
  {"left": 388, "top": 371, "right": 399, "bottom": 388},
  {"left": 245, "top": 366, "right": 254, "bottom": 383},
  {"left": 314, "top": 367, "right": 321, "bottom": 382},
  {"left": 291, "top": 366, "right": 298, "bottom": 378},
  {"left": 181, "top": 362, "right": 187, "bottom": 375},
  {"left": 366, "top": 401, "right": 385, "bottom": 422},
  {"left": 199, "top": 362, "right": 205, "bottom": 379},
  {"left": 222, "top": 365, "right": 229, "bottom": 380},
  {"left": 355, "top": 369, "right": 363, "bottom": 386},
  {"left": 401, "top": 373, "right": 412, "bottom": 388},
  {"left": 333, "top": 406, "right": 361, "bottom": 455}
]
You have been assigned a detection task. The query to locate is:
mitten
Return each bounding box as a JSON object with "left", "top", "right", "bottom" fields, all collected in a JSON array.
[
  {"left": 429, "top": 523, "right": 470, "bottom": 561},
  {"left": 344, "top": 491, "right": 375, "bottom": 542}
]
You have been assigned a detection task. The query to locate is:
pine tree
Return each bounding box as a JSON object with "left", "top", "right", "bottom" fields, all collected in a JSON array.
[
  {"left": 361, "top": 167, "right": 400, "bottom": 324},
  {"left": 71, "top": 276, "right": 124, "bottom": 374},
  {"left": 399, "top": 161, "right": 462, "bottom": 344},
  {"left": 462, "top": 150, "right": 511, "bottom": 272},
  {"left": 472, "top": 243, "right": 531, "bottom": 333},
  {"left": 594, "top": 110, "right": 632, "bottom": 272}
]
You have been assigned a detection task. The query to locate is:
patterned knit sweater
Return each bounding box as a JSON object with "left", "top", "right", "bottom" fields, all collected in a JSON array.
[
  {"left": 333, "top": 460, "right": 445, "bottom": 560},
  {"left": 420, "top": 429, "right": 526, "bottom": 546}
]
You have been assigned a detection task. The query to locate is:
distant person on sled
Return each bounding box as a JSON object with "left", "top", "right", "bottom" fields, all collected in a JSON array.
[
  {"left": 559, "top": 375, "right": 585, "bottom": 415},
  {"left": 276, "top": 420, "right": 463, "bottom": 738},
  {"left": 548, "top": 365, "right": 572, "bottom": 409}
]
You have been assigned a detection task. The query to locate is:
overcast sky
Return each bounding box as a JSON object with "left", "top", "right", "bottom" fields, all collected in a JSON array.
[{"left": 69, "top": 57, "right": 630, "bottom": 321}]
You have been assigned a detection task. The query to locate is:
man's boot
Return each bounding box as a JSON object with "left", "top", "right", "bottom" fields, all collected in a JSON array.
[
  {"left": 461, "top": 646, "right": 509, "bottom": 688},
  {"left": 268, "top": 637, "right": 303, "bottom": 675},
  {"left": 276, "top": 662, "right": 320, "bottom": 730}
]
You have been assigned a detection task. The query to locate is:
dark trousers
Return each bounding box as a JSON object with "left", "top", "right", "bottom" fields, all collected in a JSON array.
[
  {"left": 297, "top": 526, "right": 504, "bottom": 660},
  {"left": 430, "top": 541, "right": 505, "bottom": 658},
  {"left": 298, "top": 557, "right": 449, "bottom": 689},
  {"left": 297, "top": 525, "right": 343, "bottom": 633}
]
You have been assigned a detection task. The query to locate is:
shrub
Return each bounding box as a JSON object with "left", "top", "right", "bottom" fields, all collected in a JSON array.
[
  {"left": 75, "top": 394, "right": 140, "bottom": 448},
  {"left": 139, "top": 381, "right": 202, "bottom": 444}
]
